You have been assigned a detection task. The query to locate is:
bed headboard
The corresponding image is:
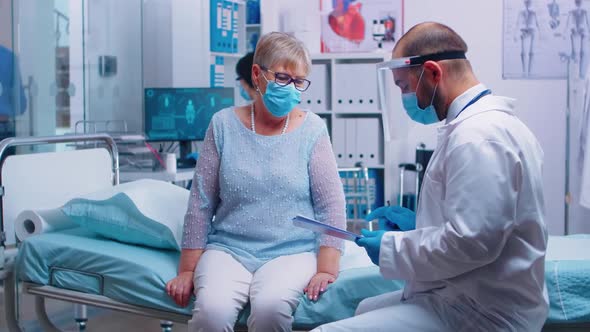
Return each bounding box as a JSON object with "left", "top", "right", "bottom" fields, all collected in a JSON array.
[{"left": 0, "top": 134, "right": 119, "bottom": 245}]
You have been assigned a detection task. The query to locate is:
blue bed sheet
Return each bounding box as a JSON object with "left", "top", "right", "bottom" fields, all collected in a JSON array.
[
  {"left": 16, "top": 228, "right": 403, "bottom": 328},
  {"left": 16, "top": 229, "right": 590, "bottom": 326},
  {"left": 545, "top": 235, "right": 590, "bottom": 324}
]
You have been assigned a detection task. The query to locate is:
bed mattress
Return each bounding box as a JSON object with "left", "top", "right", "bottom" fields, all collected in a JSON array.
[
  {"left": 545, "top": 235, "right": 590, "bottom": 324},
  {"left": 17, "top": 228, "right": 589, "bottom": 326}
]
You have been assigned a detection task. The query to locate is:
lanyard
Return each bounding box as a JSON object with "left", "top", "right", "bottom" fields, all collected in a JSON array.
[{"left": 455, "top": 89, "right": 492, "bottom": 120}]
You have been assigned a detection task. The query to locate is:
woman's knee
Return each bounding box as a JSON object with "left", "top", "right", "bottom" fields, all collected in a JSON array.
[
  {"left": 248, "top": 295, "right": 294, "bottom": 330},
  {"left": 190, "top": 294, "right": 242, "bottom": 331}
]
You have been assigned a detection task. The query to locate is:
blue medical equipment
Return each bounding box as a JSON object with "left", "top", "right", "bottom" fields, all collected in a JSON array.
[
  {"left": 398, "top": 143, "right": 433, "bottom": 211},
  {"left": 144, "top": 87, "right": 234, "bottom": 167}
]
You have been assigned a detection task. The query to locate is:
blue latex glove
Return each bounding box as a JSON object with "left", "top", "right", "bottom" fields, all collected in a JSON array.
[
  {"left": 355, "top": 229, "right": 386, "bottom": 266},
  {"left": 365, "top": 206, "right": 416, "bottom": 231}
]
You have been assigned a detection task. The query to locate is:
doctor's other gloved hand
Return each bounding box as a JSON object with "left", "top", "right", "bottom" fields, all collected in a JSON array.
[
  {"left": 365, "top": 205, "right": 416, "bottom": 231},
  {"left": 355, "top": 229, "right": 386, "bottom": 266},
  {"left": 166, "top": 271, "right": 194, "bottom": 307}
]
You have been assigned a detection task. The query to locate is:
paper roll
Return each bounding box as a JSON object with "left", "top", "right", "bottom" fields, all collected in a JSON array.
[
  {"left": 14, "top": 209, "right": 77, "bottom": 241},
  {"left": 164, "top": 153, "right": 177, "bottom": 174}
]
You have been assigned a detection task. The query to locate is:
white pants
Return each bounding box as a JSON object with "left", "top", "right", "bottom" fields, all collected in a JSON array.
[
  {"left": 312, "top": 290, "right": 507, "bottom": 332},
  {"left": 188, "top": 249, "right": 317, "bottom": 332}
]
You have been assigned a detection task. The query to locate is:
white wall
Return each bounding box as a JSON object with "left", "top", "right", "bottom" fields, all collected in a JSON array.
[
  {"left": 143, "top": 0, "right": 173, "bottom": 88},
  {"left": 144, "top": 0, "right": 213, "bottom": 88},
  {"left": 85, "top": 0, "right": 143, "bottom": 133},
  {"left": 260, "top": 0, "right": 321, "bottom": 54},
  {"left": 397, "top": 1, "right": 577, "bottom": 235},
  {"left": 171, "top": 0, "right": 210, "bottom": 87}
]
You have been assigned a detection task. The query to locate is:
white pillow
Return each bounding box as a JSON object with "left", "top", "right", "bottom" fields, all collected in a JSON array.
[{"left": 62, "top": 179, "right": 189, "bottom": 250}]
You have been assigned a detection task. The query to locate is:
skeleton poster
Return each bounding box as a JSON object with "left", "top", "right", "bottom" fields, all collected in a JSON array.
[{"left": 503, "top": 0, "right": 590, "bottom": 79}]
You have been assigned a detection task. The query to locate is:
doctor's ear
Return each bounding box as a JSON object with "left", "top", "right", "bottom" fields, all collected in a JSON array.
[{"left": 423, "top": 61, "right": 443, "bottom": 83}]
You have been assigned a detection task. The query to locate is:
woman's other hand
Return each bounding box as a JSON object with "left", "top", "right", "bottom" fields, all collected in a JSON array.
[
  {"left": 304, "top": 272, "right": 337, "bottom": 302},
  {"left": 166, "top": 271, "right": 194, "bottom": 307}
]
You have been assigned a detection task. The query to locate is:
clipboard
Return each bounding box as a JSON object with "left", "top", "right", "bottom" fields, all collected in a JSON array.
[{"left": 292, "top": 215, "right": 362, "bottom": 242}]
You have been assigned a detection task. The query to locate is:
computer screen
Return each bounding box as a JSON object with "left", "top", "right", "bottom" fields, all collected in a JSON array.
[{"left": 144, "top": 87, "right": 234, "bottom": 141}]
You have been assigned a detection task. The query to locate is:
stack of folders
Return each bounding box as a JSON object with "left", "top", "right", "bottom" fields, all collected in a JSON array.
[{"left": 210, "top": 0, "right": 240, "bottom": 53}]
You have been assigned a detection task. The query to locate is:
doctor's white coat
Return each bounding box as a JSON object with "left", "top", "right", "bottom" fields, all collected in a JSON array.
[{"left": 380, "top": 95, "right": 549, "bottom": 331}]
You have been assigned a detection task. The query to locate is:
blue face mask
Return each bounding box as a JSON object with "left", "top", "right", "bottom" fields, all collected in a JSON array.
[
  {"left": 402, "top": 69, "right": 440, "bottom": 125},
  {"left": 239, "top": 84, "right": 252, "bottom": 101},
  {"left": 260, "top": 75, "right": 301, "bottom": 118}
]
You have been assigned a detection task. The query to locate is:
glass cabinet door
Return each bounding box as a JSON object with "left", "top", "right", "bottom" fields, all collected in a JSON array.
[
  {"left": 10, "top": 0, "right": 85, "bottom": 143},
  {"left": 8, "top": 0, "right": 143, "bottom": 146}
]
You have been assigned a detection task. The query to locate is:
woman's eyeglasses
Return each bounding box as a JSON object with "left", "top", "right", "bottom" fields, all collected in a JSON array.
[{"left": 260, "top": 66, "right": 311, "bottom": 92}]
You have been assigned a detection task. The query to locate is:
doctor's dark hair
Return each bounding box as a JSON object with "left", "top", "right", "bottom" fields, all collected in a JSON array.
[
  {"left": 394, "top": 22, "right": 471, "bottom": 74},
  {"left": 236, "top": 52, "right": 254, "bottom": 89}
]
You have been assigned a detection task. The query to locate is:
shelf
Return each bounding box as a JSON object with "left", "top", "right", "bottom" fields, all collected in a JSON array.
[
  {"left": 210, "top": 52, "right": 245, "bottom": 59},
  {"left": 311, "top": 52, "right": 389, "bottom": 61},
  {"left": 333, "top": 111, "right": 383, "bottom": 116},
  {"left": 338, "top": 165, "right": 385, "bottom": 169},
  {"left": 315, "top": 111, "right": 383, "bottom": 116},
  {"left": 246, "top": 23, "right": 261, "bottom": 28}
]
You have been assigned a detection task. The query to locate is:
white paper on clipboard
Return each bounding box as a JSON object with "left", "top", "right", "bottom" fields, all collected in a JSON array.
[{"left": 292, "top": 215, "right": 361, "bottom": 241}]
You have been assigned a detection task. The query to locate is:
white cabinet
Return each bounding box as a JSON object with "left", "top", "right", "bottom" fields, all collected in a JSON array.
[
  {"left": 308, "top": 53, "right": 388, "bottom": 167},
  {"left": 302, "top": 62, "right": 330, "bottom": 112},
  {"left": 307, "top": 53, "right": 391, "bottom": 221}
]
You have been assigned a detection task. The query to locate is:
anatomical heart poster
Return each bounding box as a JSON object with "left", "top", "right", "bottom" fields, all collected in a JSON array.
[{"left": 320, "top": 0, "right": 404, "bottom": 53}]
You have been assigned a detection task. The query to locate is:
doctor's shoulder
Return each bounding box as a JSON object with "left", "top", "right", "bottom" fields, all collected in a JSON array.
[{"left": 446, "top": 111, "right": 522, "bottom": 149}]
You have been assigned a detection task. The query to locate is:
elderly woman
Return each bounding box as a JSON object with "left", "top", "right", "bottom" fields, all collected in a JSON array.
[{"left": 166, "top": 32, "right": 347, "bottom": 331}]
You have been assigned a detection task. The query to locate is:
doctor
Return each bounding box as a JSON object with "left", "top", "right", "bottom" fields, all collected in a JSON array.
[{"left": 313, "top": 22, "right": 548, "bottom": 332}]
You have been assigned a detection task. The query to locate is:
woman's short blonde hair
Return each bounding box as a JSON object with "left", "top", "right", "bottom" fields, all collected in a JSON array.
[{"left": 253, "top": 32, "right": 312, "bottom": 76}]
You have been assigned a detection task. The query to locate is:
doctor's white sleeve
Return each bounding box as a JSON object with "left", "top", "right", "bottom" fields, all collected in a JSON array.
[
  {"left": 181, "top": 125, "right": 220, "bottom": 249},
  {"left": 309, "top": 133, "right": 347, "bottom": 252},
  {"left": 380, "top": 140, "right": 522, "bottom": 282}
]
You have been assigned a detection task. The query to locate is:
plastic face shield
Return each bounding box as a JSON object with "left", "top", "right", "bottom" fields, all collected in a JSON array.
[{"left": 376, "top": 51, "right": 467, "bottom": 140}]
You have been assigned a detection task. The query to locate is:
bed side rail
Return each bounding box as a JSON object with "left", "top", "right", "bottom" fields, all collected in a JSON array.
[{"left": 0, "top": 134, "right": 119, "bottom": 257}]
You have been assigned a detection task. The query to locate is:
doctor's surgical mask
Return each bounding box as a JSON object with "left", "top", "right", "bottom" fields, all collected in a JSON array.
[
  {"left": 239, "top": 83, "right": 252, "bottom": 101},
  {"left": 401, "top": 68, "right": 440, "bottom": 125}
]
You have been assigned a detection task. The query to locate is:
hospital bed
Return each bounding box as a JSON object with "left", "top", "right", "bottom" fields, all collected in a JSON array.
[
  {"left": 2, "top": 135, "right": 590, "bottom": 332},
  {"left": 0, "top": 134, "right": 401, "bottom": 332}
]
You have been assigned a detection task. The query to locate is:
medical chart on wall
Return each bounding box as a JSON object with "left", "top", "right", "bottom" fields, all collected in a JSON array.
[
  {"left": 503, "top": 0, "right": 590, "bottom": 79},
  {"left": 320, "top": 0, "right": 404, "bottom": 53}
]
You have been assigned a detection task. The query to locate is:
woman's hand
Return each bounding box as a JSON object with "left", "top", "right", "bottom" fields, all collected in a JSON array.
[
  {"left": 304, "top": 272, "right": 337, "bottom": 302},
  {"left": 166, "top": 271, "right": 194, "bottom": 307}
]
